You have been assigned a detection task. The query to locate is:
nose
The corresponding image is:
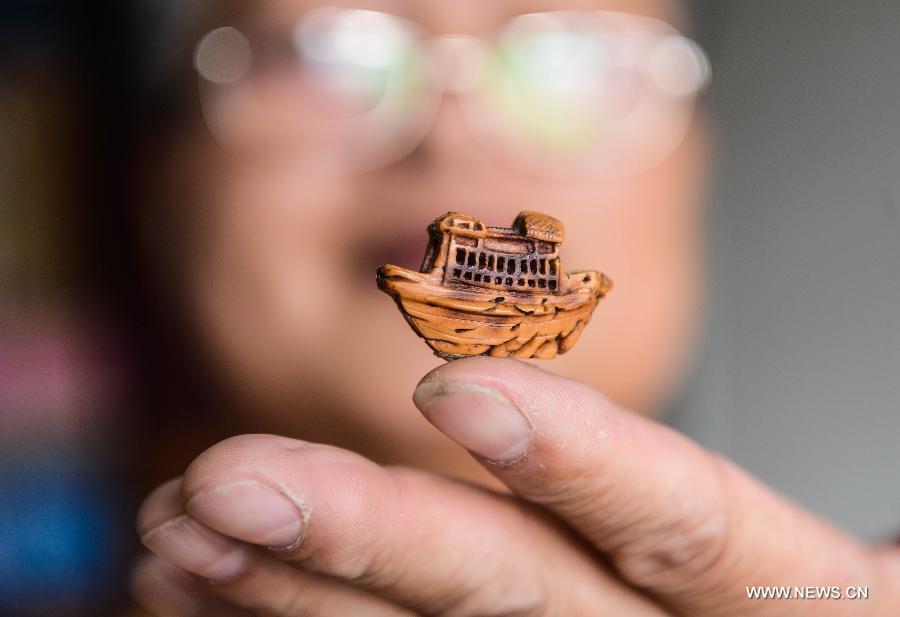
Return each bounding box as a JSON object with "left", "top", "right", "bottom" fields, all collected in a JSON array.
[
  {"left": 393, "top": 36, "right": 494, "bottom": 174},
  {"left": 430, "top": 36, "right": 488, "bottom": 96},
  {"left": 403, "top": 97, "right": 484, "bottom": 170}
]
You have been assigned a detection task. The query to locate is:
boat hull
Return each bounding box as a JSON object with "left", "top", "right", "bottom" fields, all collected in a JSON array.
[{"left": 377, "top": 265, "right": 610, "bottom": 359}]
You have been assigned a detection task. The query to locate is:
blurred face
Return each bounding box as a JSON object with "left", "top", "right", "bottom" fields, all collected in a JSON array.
[{"left": 148, "top": 0, "right": 709, "bottom": 479}]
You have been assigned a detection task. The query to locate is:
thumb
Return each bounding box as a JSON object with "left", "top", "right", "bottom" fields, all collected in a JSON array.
[{"left": 413, "top": 357, "right": 899, "bottom": 616}]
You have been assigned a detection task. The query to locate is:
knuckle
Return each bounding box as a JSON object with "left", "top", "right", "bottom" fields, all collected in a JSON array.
[
  {"left": 613, "top": 505, "right": 731, "bottom": 591},
  {"left": 609, "top": 457, "right": 736, "bottom": 593}
]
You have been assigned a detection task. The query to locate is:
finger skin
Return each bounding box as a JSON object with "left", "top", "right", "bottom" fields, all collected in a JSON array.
[
  {"left": 177, "top": 434, "right": 666, "bottom": 617},
  {"left": 137, "top": 479, "right": 412, "bottom": 617},
  {"left": 414, "top": 357, "right": 900, "bottom": 616},
  {"left": 132, "top": 554, "right": 254, "bottom": 617}
]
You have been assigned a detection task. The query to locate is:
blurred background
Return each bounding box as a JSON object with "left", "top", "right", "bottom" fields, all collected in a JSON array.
[
  {"left": 674, "top": 0, "right": 900, "bottom": 542},
  {"left": 0, "top": 1, "right": 898, "bottom": 616}
]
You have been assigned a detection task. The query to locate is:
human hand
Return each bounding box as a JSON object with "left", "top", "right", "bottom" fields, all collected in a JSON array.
[{"left": 133, "top": 357, "right": 900, "bottom": 616}]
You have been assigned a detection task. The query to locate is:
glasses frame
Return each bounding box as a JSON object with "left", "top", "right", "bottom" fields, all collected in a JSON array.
[{"left": 193, "top": 7, "right": 711, "bottom": 177}]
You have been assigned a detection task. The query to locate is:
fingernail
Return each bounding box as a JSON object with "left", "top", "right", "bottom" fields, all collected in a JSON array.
[
  {"left": 141, "top": 515, "right": 248, "bottom": 583},
  {"left": 413, "top": 380, "right": 531, "bottom": 462},
  {"left": 186, "top": 480, "right": 304, "bottom": 549}
]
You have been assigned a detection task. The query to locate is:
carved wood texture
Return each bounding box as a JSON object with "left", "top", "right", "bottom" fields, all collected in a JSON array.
[{"left": 377, "top": 211, "right": 612, "bottom": 360}]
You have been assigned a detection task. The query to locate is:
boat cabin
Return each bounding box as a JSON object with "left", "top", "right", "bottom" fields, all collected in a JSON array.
[{"left": 421, "top": 211, "right": 565, "bottom": 293}]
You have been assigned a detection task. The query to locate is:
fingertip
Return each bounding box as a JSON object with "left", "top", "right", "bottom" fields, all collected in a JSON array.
[
  {"left": 136, "top": 477, "right": 184, "bottom": 537},
  {"left": 414, "top": 355, "right": 614, "bottom": 434},
  {"left": 180, "top": 434, "right": 371, "bottom": 500},
  {"left": 417, "top": 356, "right": 539, "bottom": 386},
  {"left": 180, "top": 434, "right": 305, "bottom": 497},
  {"left": 413, "top": 379, "right": 533, "bottom": 462},
  {"left": 178, "top": 434, "right": 384, "bottom": 556}
]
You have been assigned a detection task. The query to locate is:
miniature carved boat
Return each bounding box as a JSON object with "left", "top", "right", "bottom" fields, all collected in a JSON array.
[{"left": 376, "top": 211, "right": 612, "bottom": 360}]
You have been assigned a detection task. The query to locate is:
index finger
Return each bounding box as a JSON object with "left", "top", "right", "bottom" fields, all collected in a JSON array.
[{"left": 413, "top": 357, "right": 899, "bottom": 616}]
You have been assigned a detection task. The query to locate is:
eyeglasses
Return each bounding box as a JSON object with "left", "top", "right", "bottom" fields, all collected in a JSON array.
[{"left": 194, "top": 7, "right": 710, "bottom": 177}]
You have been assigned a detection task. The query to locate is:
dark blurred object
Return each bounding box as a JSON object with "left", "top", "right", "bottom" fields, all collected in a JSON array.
[{"left": 1, "top": 2, "right": 142, "bottom": 615}]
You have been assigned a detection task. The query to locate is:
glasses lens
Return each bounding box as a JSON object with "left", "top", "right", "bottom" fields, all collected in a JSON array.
[
  {"left": 195, "top": 10, "right": 708, "bottom": 177},
  {"left": 196, "top": 9, "right": 437, "bottom": 173},
  {"left": 486, "top": 28, "right": 634, "bottom": 152},
  {"left": 464, "top": 12, "right": 708, "bottom": 177},
  {"left": 296, "top": 8, "right": 425, "bottom": 116}
]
